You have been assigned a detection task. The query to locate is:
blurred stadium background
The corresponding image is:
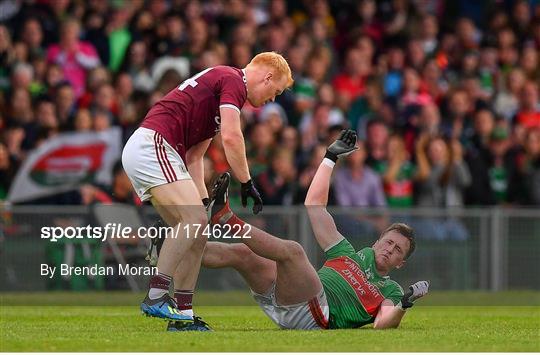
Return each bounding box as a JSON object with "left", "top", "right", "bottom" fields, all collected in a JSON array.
[{"left": 0, "top": 0, "right": 539, "bottom": 295}]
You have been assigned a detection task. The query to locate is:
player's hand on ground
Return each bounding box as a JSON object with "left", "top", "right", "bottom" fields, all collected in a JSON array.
[
  {"left": 241, "top": 179, "right": 263, "bottom": 214},
  {"left": 325, "top": 129, "right": 358, "bottom": 162},
  {"left": 400, "top": 280, "right": 429, "bottom": 309}
]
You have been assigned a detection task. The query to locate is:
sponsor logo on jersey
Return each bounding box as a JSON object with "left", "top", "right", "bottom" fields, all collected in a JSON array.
[{"left": 324, "top": 256, "right": 384, "bottom": 317}]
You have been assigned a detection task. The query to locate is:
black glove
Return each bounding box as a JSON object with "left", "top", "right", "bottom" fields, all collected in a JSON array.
[
  {"left": 241, "top": 179, "right": 263, "bottom": 214},
  {"left": 325, "top": 129, "right": 358, "bottom": 162},
  {"left": 400, "top": 280, "right": 429, "bottom": 309}
]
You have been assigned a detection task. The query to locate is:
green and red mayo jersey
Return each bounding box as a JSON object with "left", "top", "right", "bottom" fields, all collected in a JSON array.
[{"left": 317, "top": 239, "right": 404, "bottom": 329}]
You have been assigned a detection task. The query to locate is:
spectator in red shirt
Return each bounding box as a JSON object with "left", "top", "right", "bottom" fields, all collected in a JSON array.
[
  {"left": 333, "top": 47, "right": 369, "bottom": 112},
  {"left": 514, "top": 81, "right": 540, "bottom": 130}
]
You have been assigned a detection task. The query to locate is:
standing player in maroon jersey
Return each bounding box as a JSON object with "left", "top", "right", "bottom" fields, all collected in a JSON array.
[{"left": 122, "top": 52, "right": 294, "bottom": 330}]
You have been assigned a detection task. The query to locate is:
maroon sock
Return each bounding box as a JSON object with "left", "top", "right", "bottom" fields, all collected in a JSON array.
[
  {"left": 174, "top": 289, "right": 193, "bottom": 311},
  {"left": 148, "top": 273, "right": 171, "bottom": 299}
]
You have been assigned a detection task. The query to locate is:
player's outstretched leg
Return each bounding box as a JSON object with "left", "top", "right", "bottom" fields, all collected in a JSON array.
[
  {"left": 203, "top": 242, "right": 277, "bottom": 295},
  {"left": 210, "top": 173, "right": 322, "bottom": 306}
]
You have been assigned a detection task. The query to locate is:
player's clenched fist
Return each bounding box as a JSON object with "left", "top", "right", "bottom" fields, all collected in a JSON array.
[
  {"left": 400, "top": 280, "right": 429, "bottom": 309},
  {"left": 241, "top": 179, "right": 263, "bottom": 214},
  {"left": 325, "top": 129, "right": 358, "bottom": 163}
]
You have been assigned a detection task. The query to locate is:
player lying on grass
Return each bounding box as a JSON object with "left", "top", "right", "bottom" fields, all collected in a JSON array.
[{"left": 203, "top": 130, "right": 429, "bottom": 329}]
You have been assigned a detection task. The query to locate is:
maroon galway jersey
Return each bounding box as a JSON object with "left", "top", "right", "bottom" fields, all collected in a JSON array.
[{"left": 141, "top": 66, "right": 247, "bottom": 160}]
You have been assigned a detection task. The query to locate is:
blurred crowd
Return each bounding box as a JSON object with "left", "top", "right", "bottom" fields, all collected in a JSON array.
[{"left": 0, "top": 0, "right": 539, "bottom": 208}]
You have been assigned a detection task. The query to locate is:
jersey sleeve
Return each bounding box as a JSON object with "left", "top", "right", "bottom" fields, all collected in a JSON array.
[
  {"left": 324, "top": 238, "right": 356, "bottom": 259},
  {"left": 219, "top": 74, "right": 247, "bottom": 113},
  {"left": 384, "top": 281, "right": 404, "bottom": 306}
]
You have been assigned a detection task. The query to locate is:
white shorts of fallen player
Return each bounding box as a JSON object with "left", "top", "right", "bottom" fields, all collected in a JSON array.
[
  {"left": 122, "top": 127, "right": 191, "bottom": 202},
  {"left": 252, "top": 283, "right": 330, "bottom": 330}
]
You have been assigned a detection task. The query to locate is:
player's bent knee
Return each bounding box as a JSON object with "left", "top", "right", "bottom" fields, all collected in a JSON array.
[
  {"left": 232, "top": 244, "right": 271, "bottom": 274},
  {"left": 284, "top": 241, "right": 306, "bottom": 260},
  {"left": 232, "top": 243, "right": 254, "bottom": 260}
]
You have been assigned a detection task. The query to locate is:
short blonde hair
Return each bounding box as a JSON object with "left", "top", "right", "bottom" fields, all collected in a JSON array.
[{"left": 248, "top": 51, "right": 294, "bottom": 88}]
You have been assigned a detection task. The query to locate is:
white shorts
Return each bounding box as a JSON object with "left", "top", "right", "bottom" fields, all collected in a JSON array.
[
  {"left": 252, "top": 284, "right": 330, "bottom": 330},
  {"left": 122, "top": 127, "right": 191, "bottom": 201}
]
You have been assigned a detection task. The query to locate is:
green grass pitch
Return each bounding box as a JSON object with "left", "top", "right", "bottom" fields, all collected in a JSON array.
[{"left": 1, "top": 291, "right": 539, "bottom": 351}]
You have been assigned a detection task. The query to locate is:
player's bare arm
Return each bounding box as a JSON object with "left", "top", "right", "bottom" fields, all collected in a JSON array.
[
  {"left": 304, "top": 163, "right": 345, "bottom": 251},
  {"left": 220, "top": 107, "right": 263, "bottom": 214},
  {"left": 305, "top": 130, "right": 358, "bottom": 250},
  {"left": 373, "top": 299, "right": 405, "bottom": 329},
  {"left": 374, "top": 281, "right": 430, "bottom": 329},
  {"left": 219, "top": 107, "right": 251, "bottom": 183}
]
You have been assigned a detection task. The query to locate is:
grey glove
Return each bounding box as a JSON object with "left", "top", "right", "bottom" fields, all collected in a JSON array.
[
  {"left": 325, "top": 129, "right": 358, "bottom": 162},
  {"left": 400, "top": 280, "right": 430, "bottom": 309}
]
